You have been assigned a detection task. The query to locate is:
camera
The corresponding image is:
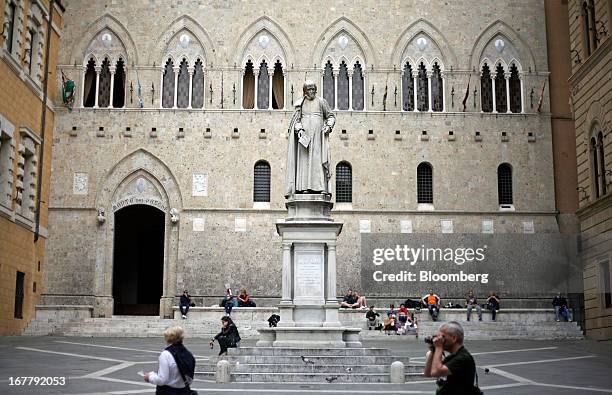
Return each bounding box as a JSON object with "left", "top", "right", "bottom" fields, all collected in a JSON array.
[{"left": 424, "top": 336, "right": 434, "bottom": 345}]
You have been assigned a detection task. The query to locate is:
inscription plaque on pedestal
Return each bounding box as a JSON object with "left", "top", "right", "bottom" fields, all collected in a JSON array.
[{"left": 294, "top": 251, "right": 324, "bottom": 303}]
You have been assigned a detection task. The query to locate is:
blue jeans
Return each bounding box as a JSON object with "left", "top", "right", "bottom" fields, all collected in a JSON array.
[
  {"left": 555, "top": 306, "right": 570, "bottom": 321},
  {"left": 427, "top": 304, "right": 439, "bottom": 320},
  {"left": 179, "top": 304, "right": 189, "bottom": 316}
]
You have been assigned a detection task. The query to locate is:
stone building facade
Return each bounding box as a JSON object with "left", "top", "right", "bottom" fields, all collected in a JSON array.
[
  {"left": 0, "top": 0, "right": 64, "bottom": 335},
  {"left": 42, "top": 0, "right": 574, "bottom": 320},
  {"left": 568, "top": 0, "right": 612, "bottom": 340}
]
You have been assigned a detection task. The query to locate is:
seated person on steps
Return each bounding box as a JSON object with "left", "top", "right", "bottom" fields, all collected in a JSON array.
[
  {"left": 422, "top": 289, "right": 441, "bottom": 321},
  {"left": 465, "top": 290, "right": 482, "bottom": 321},
  {"left": 237, "top": 288, "right": 256, "bottom": 307}
]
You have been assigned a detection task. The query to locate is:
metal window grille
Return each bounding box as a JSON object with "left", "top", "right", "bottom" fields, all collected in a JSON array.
[
  {"left": 337, "top": 62, "right": 349, "bottom": 110},
  {"left": 497, "top": 164, "right": 513, "bottom": 205},
  {"left": 480, "top": 63, "right": 492, "bottom": 112},
  {"left": 509, "top": 64, "right": 521, "bottom": 113},
  {"left": 336, "top": 162, "right": 352, "bottom": 203},
  {"left": 602, "top": 261, "right": 611, "bottom": 309},
  {"left": 417, "top": 163, "right": 433, "bottom": 203},
  {"left": 494, "top": 64, "right": 507, "bottom": 113},
  {"left": 253, "top": 161, "right": 271, "bottom": 202},
  {"left": 6, "top": 2, "right": 16, "bottom": 54},
  {"left": 323, "top": 61, "right": 335, "bottom": 108},
  {"left": 402, "top": 63, "right": 414, "bottom": 111}
]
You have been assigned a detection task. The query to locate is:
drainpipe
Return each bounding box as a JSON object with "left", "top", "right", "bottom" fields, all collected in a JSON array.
[{"left": 34, "top": 0, "right": 55, "bottom": 242}]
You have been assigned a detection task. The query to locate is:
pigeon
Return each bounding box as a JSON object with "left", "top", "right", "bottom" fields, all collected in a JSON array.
[
  {"left": 300, "top": 356, "right": 315, "bottom": 365},
  {"left": 325, "top": 376, "right": 338, "bottom": 383},
  {"left": 484, "top": 368, "right": 490, "bottom": 375},
  {"left": 345, "top": 367, "right": 353, "bottom": 372}
]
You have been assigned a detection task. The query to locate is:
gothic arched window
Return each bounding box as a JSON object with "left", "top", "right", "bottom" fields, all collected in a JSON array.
[
  {"left": 509, "top": 64, "right": 521, "bottom": 113},
  {"left": 498, "top": 163, "right": 513, "bottom": 205},
  {"left": 481, "top": 63, "right": 492, "bottom": 112},
  {"left": 176, "top": 58, "right": 190, "bottom": 108},
  {"left": 162, "top": 58, "right": 175, "bottom": 108},
  {"left": 253, "top": 161, "right": 271, "bottom": 203},
  {"left": 431, "top": 62, "right": 443, "bottom": 112},
  {"left": 402, "top": 62, "right": 414, "bottom": 111},
  {"left": 112, "top": 58, "right": 126, "bottom": 108},
  {"left": 272, "top": 60, "right": 284, "bottom": 109},
  {"left": 417, "top": 63, "right": 428, "bottom": 111},
  {"left": 494, "top": 64, "right": 507, "bottom": 113},
  {"left": 337, "top": 61, "right": 349, "bottom": 110},
  {"left": 336, "top": 162, "right": 352, "bottom": 203},
  {"left": 323, "top": 61, "right": 335, "bottom": 109},
  {"left": 83, "top": 58, "right": 96, "bottom": 107},
  {"left": 257, "top": 60, "right": 269, "bottom": 109},
  {"left": 98, "top": 58, "right": 111, "bottom": 108},
  {"left": 598, "top": 132, "right": 607, "bottom": 196},
  {"left": 192, "top": 59, "right": 204, "bottom": 108},
  {"left": 417, "top": 162, "right": 433, "bottom": 204},
  {"left": 242, "top": 60, "right": 255, "bottom": 109},
  {"left": 352, "top": 61, "right": 364, "bottom": 110}
]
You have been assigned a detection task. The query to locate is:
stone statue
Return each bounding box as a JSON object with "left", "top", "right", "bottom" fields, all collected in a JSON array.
[{"left": 285, "top": 80, "right": 336, "bottom": 198}]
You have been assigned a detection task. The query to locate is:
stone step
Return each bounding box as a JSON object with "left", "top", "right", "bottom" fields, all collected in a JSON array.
[
  {"left": 225, "top": 355, "right": 413, "bottom": 365},
  {"left": 228, "top": 347, "right": 393, "bottom": 356},
  {"left": 221, "top": 372, "right": 424, "bottom": 383},
  {"left": 230, "top": 363, "right": 394, "bottom": 374}
]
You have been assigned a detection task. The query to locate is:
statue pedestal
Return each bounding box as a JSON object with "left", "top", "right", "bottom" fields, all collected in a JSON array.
[{"left": 257, "top": 194, "right": 361, "bottom": 348}]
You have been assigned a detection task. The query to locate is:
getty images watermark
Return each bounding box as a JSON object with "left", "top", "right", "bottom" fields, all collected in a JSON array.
[
  {"left": 360, "top": 234, "right": 583, "bottom": 296},
  {"left": 372, "top": 244, "right": 489, "bottom": 284}
]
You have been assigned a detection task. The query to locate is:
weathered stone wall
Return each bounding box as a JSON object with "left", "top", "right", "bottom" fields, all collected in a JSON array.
[
  {"left": 568, "top": 0, "right": 612, "bottom": 340},
  {"left": 44, "top": 1, "right": 566, "bottom": 316}
]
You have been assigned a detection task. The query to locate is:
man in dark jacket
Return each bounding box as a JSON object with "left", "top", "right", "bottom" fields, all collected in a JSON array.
[
  {"left": 179, "top": 290, "right": 191, "bottom": 319},
  {"left": 552, "top": 293, "right": 570, "bottom": 322}
]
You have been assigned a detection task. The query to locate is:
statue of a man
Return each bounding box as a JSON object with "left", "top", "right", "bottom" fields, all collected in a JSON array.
[{"left": 285, "top": 80, "right": 336, "bottom": 197}]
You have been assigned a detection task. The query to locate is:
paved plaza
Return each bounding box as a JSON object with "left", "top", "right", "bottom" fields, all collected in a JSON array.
[{"left": 0, "top": 336, "right": 611, "bottom": 394}]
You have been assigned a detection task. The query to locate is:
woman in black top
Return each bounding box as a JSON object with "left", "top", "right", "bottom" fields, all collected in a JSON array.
[{"left": 210, "top": 316, "right": 241, "bottom": 356}]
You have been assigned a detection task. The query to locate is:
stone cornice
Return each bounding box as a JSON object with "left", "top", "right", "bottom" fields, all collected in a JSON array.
[
  {"left": 576, "top": 193, "right": 612, "bottom": 219},
  {"left": 569, "top": 37, "right": 612, "bottom": 88}
]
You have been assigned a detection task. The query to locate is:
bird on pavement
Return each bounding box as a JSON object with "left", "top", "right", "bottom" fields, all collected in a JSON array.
[
  {"left": 325, "top": 376, "right": 338, "bottom": 383},
  {"left": 301, "top": 356, "right": 315, "bottom": 365}
]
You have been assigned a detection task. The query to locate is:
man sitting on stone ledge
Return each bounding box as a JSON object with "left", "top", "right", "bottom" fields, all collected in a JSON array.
[
  {"left": 422, "top": 289, "right": 441, "bottom": 321},
  {"left": 340, "top": 289, "right": 359, "bottom": 308},
  {"left": 366, "top": 306, "right": 380, "bottom": 330},
  {"left": 465, "top": 290, "right": 482, "bottom": 321}
]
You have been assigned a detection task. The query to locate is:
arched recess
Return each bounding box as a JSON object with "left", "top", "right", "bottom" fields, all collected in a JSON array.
[
  {"left": 93, "top": 149, "right": 183, "bottom": 319},
  {"left": 392, "top": 19, "right": 457, "bottom": 69},
  {"left": 311, "top": 17, "right": 377, "bottom": 69},
  {"left": 148, "top": 15, "right": 216, "bottom": 66},
  {"left": 70, "top": 13, "right": 138, "bottom": 66},
  {"left": 234, "top": 16, "right": 295, "bottom": 68},
  {"left": 469, "top": 20, "right": 536, "bottom": 72}
]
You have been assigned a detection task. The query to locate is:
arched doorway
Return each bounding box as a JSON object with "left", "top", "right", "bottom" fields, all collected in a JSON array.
[{"left": 112, "top": 204, "right": 165, "bottom": 315}]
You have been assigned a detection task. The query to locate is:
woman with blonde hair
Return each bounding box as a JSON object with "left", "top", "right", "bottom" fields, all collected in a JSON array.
[{"left": 144, "top": 326, "right": 196, "bottom": 394}]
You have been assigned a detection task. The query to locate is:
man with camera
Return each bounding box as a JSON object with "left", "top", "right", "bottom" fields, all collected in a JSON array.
[{"left": 424, "top": 321, "right": 480, "bottom": 395}]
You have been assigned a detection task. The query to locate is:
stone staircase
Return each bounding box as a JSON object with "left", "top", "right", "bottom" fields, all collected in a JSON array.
[
  {"left": 197, "top": 347, "right": 423, "bottom": 383},
  {"left": 23, "top": 306, "right": 584, "bottom": 341}
]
